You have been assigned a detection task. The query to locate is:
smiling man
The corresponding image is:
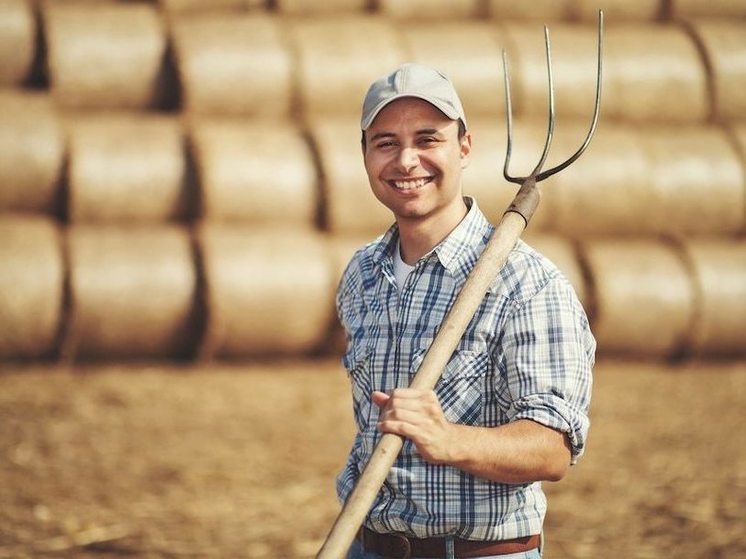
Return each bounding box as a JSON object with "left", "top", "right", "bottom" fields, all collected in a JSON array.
[{"left": 336, "top": 63, "right": 595, "bottom": 559}]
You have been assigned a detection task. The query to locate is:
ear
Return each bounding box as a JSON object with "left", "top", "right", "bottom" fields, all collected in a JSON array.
[{"left": 459, "top": 131, "right": 472, "bottom": 169}]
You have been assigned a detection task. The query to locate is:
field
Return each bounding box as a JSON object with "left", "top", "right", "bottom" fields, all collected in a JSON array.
[{"left": 0, "top": 359, "right": 744, "bottom": 559}]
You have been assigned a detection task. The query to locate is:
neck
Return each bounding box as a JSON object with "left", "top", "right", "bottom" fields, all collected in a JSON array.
[{"left": 397, "top": 198, "right": 469, "bottom": 265}]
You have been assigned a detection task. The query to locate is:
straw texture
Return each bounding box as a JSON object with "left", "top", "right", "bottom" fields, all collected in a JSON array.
[
  {"left": 44, "top": 2, "right": 167, "bottom": 109},
  {"left": 159, "top": 0, "right": 264, "bottom": 13},
  {"left": 68, "top": 113, "right": 188, "bottom": 223},
  {"left": 683, "top": 239, "right": 746, "bottom": 356},
  {"left": 672, "top": 0, "right": 746, "bottom": 18},
  {"left": 0, "top": 216, "right": 63, "bottom": 360},
  {"left": 379, "top": 0, "right": 480, "bottom": 18},
  {"left": 309, "top": 117, "right": 393, "bottom": 234},
  {"left": 400, "top": 23, "right": 506, "bottom": 117},
  {"left": 276, "top": 0, "right": 367, "bottom": 14},
  {"left": 583, "top": 240, "right": 694, "bottom": 357},
  {"left": 488, "top": 0, "right": 573, "bottom": 20},
  {"left": 604, "top": 24, "right": 708, "bottom": 123},
  {"left": 574, "top": 0, "right": 659, "bottom": 21},
  {"left": 172, "top": 14, "right": 291, "bottom": 116},
  {"left": 290, "top": 17, "right": 404, "bottom": 117},
  {"left": 688, "top": 21, "right": 746, "bottom": 122},
  {"left": 190, "top": 119, "right": 317, "bottom": 226},
  {"left": 65, "top": 225, "right": 197, "bottom": 359},
  {"left": 0, "top": 91, "right": 64, "bottom": 214},
  {"left": 637, "top": 126, "right": 744, "bottom": 235},
  {"left": 198, "top": 226, "right": 335, "bottom": 357},
  {"left": 0, "top": 0, "right": 35, "bottom": 85}
]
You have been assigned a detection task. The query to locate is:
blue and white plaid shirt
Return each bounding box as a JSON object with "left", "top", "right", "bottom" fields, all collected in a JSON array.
[{"left": 335, "top": 198, "right": 595, "bottom": 541}]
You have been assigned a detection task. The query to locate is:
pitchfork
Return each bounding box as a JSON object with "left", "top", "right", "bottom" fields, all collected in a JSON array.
[{"left": 317, "top": 10, "right": 604, "bottom": 559}]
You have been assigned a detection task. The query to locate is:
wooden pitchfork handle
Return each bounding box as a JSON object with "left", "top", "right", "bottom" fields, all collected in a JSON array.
[{"left": 316, "top": 11, "right": 603, "bottom": 559}]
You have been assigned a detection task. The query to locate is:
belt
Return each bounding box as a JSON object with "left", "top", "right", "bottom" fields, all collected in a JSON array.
[{"left": 358, "top": 527, "right": 541, "bottom": 558}]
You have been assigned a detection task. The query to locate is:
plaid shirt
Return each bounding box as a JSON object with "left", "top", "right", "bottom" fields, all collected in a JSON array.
[{"left": 335, "top": 198, "right": 595, "bottom": 541}]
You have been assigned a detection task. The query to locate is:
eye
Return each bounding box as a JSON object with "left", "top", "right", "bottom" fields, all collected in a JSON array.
[
  {"left": 375, "top": 140, "right": 397, "bottom": 149},
  {"left": 418, "top": 136, "right": 439, "bottom": 146}
]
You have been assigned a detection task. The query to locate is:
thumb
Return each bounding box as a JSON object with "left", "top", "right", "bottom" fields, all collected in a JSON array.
[{"left": 371, "top": 391, "right": 390, "bottom": 409}]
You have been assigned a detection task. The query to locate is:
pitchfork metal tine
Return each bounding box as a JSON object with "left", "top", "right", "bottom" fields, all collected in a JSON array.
[{"left": 502, "top": 10, "right": 604, "bottom": 185}]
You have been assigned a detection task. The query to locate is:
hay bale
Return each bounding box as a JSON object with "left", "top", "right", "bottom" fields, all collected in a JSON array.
[
  {"left": 65, "top": 225, "right": 198, "bottom": 360},
  {"left": 0, "top": 215, "right": 63, "bottom": 360},
  {"left": 671, "top": 0, "right": 746, "bottom": 18},
  {"left": 683, "top": 239, "right": 746, "bottom": 356},
  {"left": 276, "top": 0, "right": 367, "bottom": 14},
  {"left": 44, "top": 2, "right": 167, "bottom": 109},
  {"left": 68, "top": 113, "right": 188, "bottom": 223},
  {"left": 522, "top": 232, "right": 587, "bottom": 308},
  {"left": 159, "top": 0, "right": 264, "bottom": 13},
  {"left": 0, "top": 91, "right": 64, "bottom": 214},
  {"left": 171, "top": 14, "right": 291, "bottom": 116},
  {"left": 636, "top": 126, "right": 744, "bottom": 235},
  {"left": 378, "top": 0, "right": 480, "bottom": 18},
  {"left": 309, "top": 117, "right": 392, "bottom": 234},
  {"left": 487, "top": 0, "right": 573, "bottom": 20},
  {"left": 198, "top": 225, "right": 335, "bottom": 357},
  {"left": 603, "top": 24, "right": 708, "bottom": 123},
  {"left": 290, "top": 17, "right": 404, "bottom": 117},
  {"left": 400, "top": 23, "right": 506, "bottom": 117},
  {"left": 582, "top": 240, "right": 694, "bottom": 357},
  {"left": 190, "top": 119, "right": 317, "bottom": 226},
  {"left": 687, "top": 21, "right": 746, "bottom": 122},
  {"left": 538, "top": 122, "right": 653, "bottom": 236},
  {"left": 0, "top": 0, "right": 35, "bottom": 85}
]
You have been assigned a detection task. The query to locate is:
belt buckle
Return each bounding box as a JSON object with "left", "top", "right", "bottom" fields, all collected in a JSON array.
[{"left": 390, "top": 533, "right": 412, "bottom": 559}]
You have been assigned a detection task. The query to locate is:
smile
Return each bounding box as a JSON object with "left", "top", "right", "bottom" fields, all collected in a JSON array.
[{"left": 388, "top": 177, "right": 432, "bottom": 191}]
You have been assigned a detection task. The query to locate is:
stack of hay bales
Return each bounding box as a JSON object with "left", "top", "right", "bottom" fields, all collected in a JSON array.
[{"left": 0, "top": 0, "right": 744, "bottom": 363}]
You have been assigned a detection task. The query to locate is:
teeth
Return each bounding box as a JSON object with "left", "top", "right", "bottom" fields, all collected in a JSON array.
[{"left": 392, "top": 178, "right": 428, "bottom": 190}]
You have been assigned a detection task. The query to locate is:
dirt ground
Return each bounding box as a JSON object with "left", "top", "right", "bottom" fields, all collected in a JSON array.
[{"left": 0, "top": 358, "right": 744, "bottom": 559}]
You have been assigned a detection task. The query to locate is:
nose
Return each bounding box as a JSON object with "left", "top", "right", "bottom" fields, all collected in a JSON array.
[{"left": 396, "top": 146, "right": 419, "bottom": 172}]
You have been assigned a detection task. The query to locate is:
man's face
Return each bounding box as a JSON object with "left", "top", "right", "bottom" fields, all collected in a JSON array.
[{"left": 362, "top": 97, "right": 471, "bottom": 226}]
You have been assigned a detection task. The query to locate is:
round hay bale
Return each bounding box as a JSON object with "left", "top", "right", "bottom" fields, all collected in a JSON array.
[
  {"left": 400, "top": 23, "right": 506, "bottom": 117},
  {"left": 502, "top": 22, "right": 602, "bottom": 121},
  {"left": 0, "top": 0, "right": 35, "bottom": 85},
  {"left": 487, "top": 0, "right": 573, "bottom": 20},
  {"left": 682, "top": 239, "right": 746, "bottom": 356},
  {"left": 582, "top": 239, "right": 694, "bottom": 357},
  {"left": 539, "top": 122, "right": 654, "bottom": 236},
  {"left": 44, "top": 2, "right": 167, "bottom": 109},
  {"left": 190, "top": 119, "right": 317, "bottom": 226},
  {"left": 159, "top": 0, "right": 264, "bottom": 13},
  {"left": 68, "top": 113, "right": 188, "bottom": 223},
  {"left": 198, "top": 225, "right": 335, "bottom": 357},
  {"left": 574, "top": 0, "right": 659, "bottom": 21},
  {"left": 171, "top": 14, "right": 291, "bottom": 116},
  {"left": 0, "top": 215, "right": 63, "bottom": 360},
  {"left": 636, "top": 126, "right": 744, "bottom": 235},
  {"left": 276, "top": 0, "right": 367, "bottom": 14},
  {"left": 378, "top": 0, "right": 480, "bottom": 18},
  {"left": 289, "top": 17, "right": 404, "bottom": 118},
  {"left": 522, "top": 232, "right": 587, "bottom": 308},
  {"left": 671, "top": 0, "right": 746, "bottom": 18},
  {"left": 603, "top": 24, "right": 708, "bottom": 123},
  {"left": 309, "top": 117, "right": 392, "bottom": 234},
  {"left": 0, "top": 91, "right": 64, "bottom": 214},
  {"left": 65, "top": 225, "right": 198, "bottom": 360},
  {"left": 687, "top": 21, "right": 746, "bottom": 122},
  {"left": 462, "top": 117, "right": 552, "bottom": 231}
]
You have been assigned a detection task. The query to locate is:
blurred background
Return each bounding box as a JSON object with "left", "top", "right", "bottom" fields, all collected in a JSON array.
[{"left": 0, "top": 0, "right": 744, "bottom": 557}]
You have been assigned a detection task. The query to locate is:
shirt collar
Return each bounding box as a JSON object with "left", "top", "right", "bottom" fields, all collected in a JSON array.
[{"left": 368, "top": 196, "right": 492, "bottom": 275}]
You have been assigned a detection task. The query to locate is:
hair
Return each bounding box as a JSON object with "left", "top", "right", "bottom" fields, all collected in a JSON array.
[{"left": 361, "top": 119, "right": 467, "bottom": 151}]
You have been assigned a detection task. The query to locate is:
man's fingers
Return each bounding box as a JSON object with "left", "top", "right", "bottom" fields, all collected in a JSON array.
[{"left": 371, "top": 390, "right": 390, "bottom": 409}]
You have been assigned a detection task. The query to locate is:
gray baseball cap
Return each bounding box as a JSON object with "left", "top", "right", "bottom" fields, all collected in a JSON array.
[{"left": 360, "top": 63, "right": 467, "bottom": 131}]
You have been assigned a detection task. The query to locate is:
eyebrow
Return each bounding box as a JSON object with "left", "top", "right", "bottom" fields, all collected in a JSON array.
[{"left": 368, "top": 128, "right": 442, "bottom": 142}]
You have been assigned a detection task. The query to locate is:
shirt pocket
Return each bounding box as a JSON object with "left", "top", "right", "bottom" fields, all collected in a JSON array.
[
  {"left": 435, "top": 349, "right": 492, "bottom": 425},
  {"left": 343, "top": 345, "right": 374, "bottom": 431}
]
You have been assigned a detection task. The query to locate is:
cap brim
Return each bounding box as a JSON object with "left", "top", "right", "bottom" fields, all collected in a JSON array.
[{"left": 361, "top": 93, "right": 462, "bottom": 130}]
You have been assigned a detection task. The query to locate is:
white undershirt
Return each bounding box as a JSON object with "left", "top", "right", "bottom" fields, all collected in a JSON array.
[{"left": 393, "top": 241, "right": 415, "bottom": 295}]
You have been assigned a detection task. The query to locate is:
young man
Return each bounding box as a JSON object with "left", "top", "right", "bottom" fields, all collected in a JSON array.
[{"left": 336, "top": 63, "right": 595, "bottom": 559}]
